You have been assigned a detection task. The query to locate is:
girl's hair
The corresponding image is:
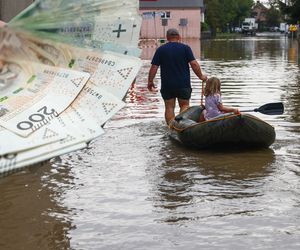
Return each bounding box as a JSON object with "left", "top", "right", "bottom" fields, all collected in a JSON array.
[{"left": 204, "top": 77, "right": 221, "bottom": 96}]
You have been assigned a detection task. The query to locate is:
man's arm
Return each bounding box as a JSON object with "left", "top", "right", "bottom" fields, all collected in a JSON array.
[
  {"left": 189, "top": 60, "right": 207, "bottom": 81},
  {"left": 148, "top": 64, "right": 159, "bottom": 91}
]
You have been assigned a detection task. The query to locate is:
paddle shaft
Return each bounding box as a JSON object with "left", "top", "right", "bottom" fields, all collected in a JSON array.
[
  {"left": 240, "top": 102, "right": 284, "bottom": 115},
  {"left": 240, "top": 109, "right": 259, "bottom": 112}
]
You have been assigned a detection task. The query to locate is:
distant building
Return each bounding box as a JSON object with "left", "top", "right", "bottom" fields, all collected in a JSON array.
[
  {"left": 139, "top": 0, "right": 205, "bottom": 39},
  {"left": 251, "top": 1, "right": 268, "bottom": 31},
  {"left": 0, "top": 0, "right": 33, "bottom": 22}
]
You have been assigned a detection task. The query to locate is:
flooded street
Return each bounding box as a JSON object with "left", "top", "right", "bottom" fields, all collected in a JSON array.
[{"left": 1, "top": 34, "right": 300, "bottom": 249}]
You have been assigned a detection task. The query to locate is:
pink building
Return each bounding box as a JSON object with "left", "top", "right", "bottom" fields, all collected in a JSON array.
[{"left": 139, "top": 0, "right": 205, "bottom": 39}]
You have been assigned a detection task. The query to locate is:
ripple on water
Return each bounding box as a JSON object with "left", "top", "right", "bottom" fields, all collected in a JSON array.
[{"left": 1, "top": 36, "right": 300, "bottom": 249}]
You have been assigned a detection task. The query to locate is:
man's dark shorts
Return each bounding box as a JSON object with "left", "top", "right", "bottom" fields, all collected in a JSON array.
[{"left": 160, "top": 88, "right": 192, "bottom": 100}]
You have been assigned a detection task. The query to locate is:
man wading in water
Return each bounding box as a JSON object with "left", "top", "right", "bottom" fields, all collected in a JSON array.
[{"left": 147, "top": 28, "right": 207, "bottom": 125}]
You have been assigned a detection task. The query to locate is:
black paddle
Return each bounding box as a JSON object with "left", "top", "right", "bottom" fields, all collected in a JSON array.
[{"left": 241, "top": 102, "right": 284, "bottom": 115}]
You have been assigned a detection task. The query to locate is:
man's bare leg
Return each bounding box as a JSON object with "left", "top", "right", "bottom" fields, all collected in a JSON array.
[
  {"left": 164, "top": 98, "right": 176, "bottom": 125},
  {"left": 178, "top": 98, "right": 190, "bottom": 113}
]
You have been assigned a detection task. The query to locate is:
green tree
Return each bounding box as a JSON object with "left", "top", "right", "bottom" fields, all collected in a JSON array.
[
  {"left": 277, "top": 0, "right": 300, "bottom": 24},
  {"left": 205, "top": 0, "right": 254, "bottom": 36},
  {"left": 234, "top": 0, "right": 254, "bottom": 27},
  {"left": 218, "top": 0, "right": 238, "bottom": 32},
  {"left": 205, "top": 0, "right": 220, "bottom": 36},
  {"left": 266, "top": 6, "right": 281, "bottom": 27}
]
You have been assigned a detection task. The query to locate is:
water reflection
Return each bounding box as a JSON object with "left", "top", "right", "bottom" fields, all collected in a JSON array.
[
  {"left": 287, "top": 39, "right": 299, "bottom": 65},
  {"left": 0, "top": 161, "right": 73, "bottom": 249},
  {"left": 1, "top": 35, "right": 300, "bottom": 249},
  {"left": 140, "top": 35, "right": 299, "bottom": 66},
  {"left": 152, "top": 138, "right": 275, "bottom": 223}
]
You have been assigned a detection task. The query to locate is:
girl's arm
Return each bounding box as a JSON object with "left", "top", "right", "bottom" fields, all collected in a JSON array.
[{"left": 218, "top": 103, "right": 240, "bottom": 114}]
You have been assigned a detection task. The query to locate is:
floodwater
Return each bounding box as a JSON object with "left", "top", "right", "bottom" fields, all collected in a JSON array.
[{"left": 1, "top": 34, "right": 300, "bottom": 249}]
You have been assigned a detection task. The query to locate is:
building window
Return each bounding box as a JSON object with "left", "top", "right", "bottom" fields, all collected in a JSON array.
[{"left": 161, "top": 11, "right": 171, "bottom": 19}]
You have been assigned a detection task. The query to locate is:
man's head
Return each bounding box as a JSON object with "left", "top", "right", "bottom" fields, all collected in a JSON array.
[{"left": 166, "top": 28, "right": 180, "bottom": 41}]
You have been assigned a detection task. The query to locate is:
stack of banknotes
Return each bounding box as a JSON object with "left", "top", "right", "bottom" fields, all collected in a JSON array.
[{"left": 0, "top": 0, "right": 142, "bottom": 174}]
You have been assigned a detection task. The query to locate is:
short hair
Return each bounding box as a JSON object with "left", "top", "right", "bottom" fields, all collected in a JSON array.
[{"left": 166, "top": 28, "right": 179, "bottom": 37}]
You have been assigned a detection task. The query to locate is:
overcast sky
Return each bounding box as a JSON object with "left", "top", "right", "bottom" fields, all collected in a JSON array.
[{"left": 258, "top": 0, "right": 270, "bottom": 6}]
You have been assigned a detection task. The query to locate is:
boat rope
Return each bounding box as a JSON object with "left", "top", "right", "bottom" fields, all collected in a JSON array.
[
  {"left": 171, "top": 114, "right": 240, "bottom": 132},
  {"left": 171, "top": 113, "right": 274, "bottom": 133}
]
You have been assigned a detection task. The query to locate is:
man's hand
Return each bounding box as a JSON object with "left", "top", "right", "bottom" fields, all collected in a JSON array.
[
  {"left": 147, "top": 81, "right": 156, "bottom": 91},
  {"left": 200, "top": 75, "right": 208, "bottom": 82},
  {"left": 148, "top": 64, "right": 159, "bottom": 91},
  {"left": 190, "top": 60, "right": 208, "bottom": 82}
]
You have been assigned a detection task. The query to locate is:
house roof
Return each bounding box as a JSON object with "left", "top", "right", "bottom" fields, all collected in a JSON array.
[
  {"left": 139, "top": 0, "right": 204, "bottom": 9},
  {"left": 252, "top": 1, "right": 268, "bottom": 22}
]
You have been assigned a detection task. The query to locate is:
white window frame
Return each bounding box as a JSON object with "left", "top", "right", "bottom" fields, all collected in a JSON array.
[{"left": 161, "top": 11, "right": 171, "bottom": 19}]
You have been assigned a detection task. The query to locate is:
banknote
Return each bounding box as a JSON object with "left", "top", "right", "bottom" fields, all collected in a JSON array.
[
  {"left": 0, "top": 59, "right": 90, "bottom": 137},
  {"left": 0, "top": 31, "right": 140, "bottom": 155},
  {"left": 64, "top": 86, "right": 126, "bottom": 142},
  {"left": 39, "top": 76, "right": 127, "bottom": 146},
  {"left": 0, "top": 82, "right": 127, "bottom": 171},
  {"left": 0, "top": 52, "right": 137, "bottom": 162},
  {"left": 0, "top": 142, "right": 87, "bottom": 175},
  {"left": 9, "top": 0, "right": 141, "bottom": 56},
  {"left": 0, "top": 117, "right": 92, "bottom": 173},
  {"left": 0, "top": 108, "right": 105, "bottom": 174},
  {"left": 0, "top": 28, "right": 80, "bottom": 67},
  {"left": 0, "top": 29, "right": 141, "bottom": 99},
  {"left": 83, "top": 52, "right": 141, "bottom": 99},
  {"left": 0, "top": 124, "right": 65, "bottom": 155},
  {"left": 12, "top": 0, "right": 138, "bottom": 21},
  {"left": 0, "top": 0, "right": 142, "bottom": 173}
]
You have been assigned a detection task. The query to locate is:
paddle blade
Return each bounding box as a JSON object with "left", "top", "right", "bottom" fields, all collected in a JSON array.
[{"left": 255, "top": 102, "right": 284, "bottom": 115}]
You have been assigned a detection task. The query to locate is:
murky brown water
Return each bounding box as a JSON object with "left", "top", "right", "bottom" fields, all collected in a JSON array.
[{"left": 1, "top": 34, "right": 300, "bottom": 249}]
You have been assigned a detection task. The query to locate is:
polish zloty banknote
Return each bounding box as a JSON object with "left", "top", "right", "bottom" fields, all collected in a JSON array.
[
  {"left": 0, "top": 0, "right": 142, "bottom": 173},
  {"left": 49, "top": 49, "right": 141, "bottom": 142},
  {"left": 12, "top": 0, "right": 138, "bottom": 21},
  {"left": 64, "top": 86, "right": 126, "bottom": 142},
  {"left": 83, "top": 51, "right": 142, "bottom": 100},
  {"left": 0, "top": 29, "right": 141, "bottom": 93},
  {"left": 0, "top": 114, "right": 91, "bottom": 174},
  {"left": 0, "top": 59, "right": 90, "bottom": 137},
  {"left": 0, "top": 50, "right": 139, "bottom": 169},
  {"left": 0, "top": 124, "right": 65, "bottom": 155},
  {"left": 0, "top": 28, "right": 81, "bottom": 67},
  {"left": 0, "top": 90, "right": 123, "bottom": 173},
  {"left": 0, "top": 142, "right": 87, "bottom": 175},
  {"left": 0, "top": 32, "right": 140, "bottom": 155},
  {"left": 9, "top": 0, "right": 141, "bottom": 56},
  {"left": 0, "top": 78, "right": 128, "bottom": 172}
]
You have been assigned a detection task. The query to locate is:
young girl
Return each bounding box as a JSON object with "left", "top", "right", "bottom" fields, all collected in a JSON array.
[{"left": 199, "top": 77, "right": 239, "bottom": 122}]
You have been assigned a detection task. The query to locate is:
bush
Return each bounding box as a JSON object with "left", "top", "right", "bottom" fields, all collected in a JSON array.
[{"left": 201, "top": 22, "right": 209, "bottom": 32}]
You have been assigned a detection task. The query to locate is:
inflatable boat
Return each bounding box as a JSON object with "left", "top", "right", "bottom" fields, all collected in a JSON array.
[{"left": 169, "top": 106, "right": 277, "bottom": 149}]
